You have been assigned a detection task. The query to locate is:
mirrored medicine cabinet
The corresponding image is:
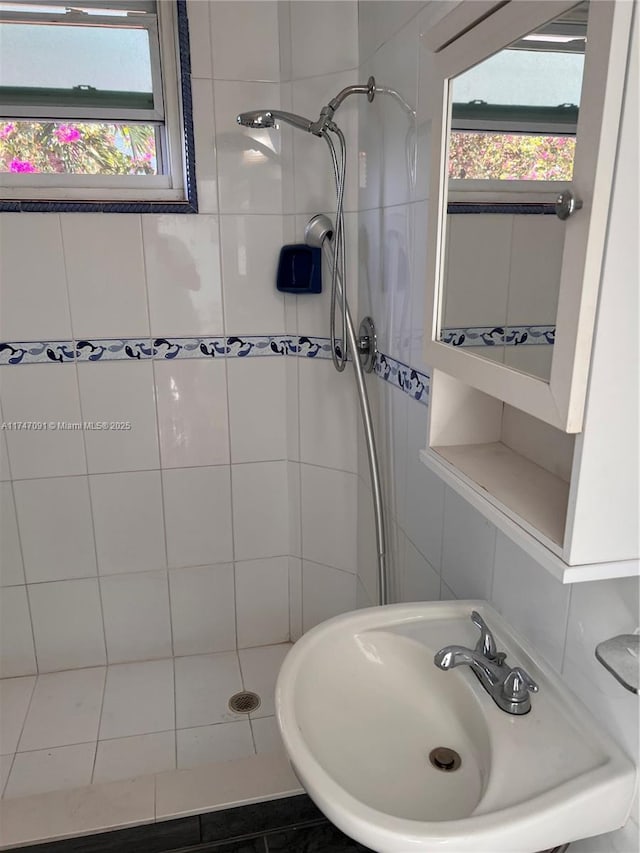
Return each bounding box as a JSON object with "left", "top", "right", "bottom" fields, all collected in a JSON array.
[
  {"left": 423, "top": 0, "right": 633, "bottom": 433},
  {"left": 418, "top": 0, "right": 637, "bottom": 579}
]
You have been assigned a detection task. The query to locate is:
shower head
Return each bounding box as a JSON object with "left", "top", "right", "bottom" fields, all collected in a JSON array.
[{"left": 236, "top": 109, "right": 314, "bottom": 134}]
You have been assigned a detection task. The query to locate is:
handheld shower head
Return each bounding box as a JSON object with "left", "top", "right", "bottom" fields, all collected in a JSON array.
[{"left": 236, "top": 109, "right": 314, "bottom": 133}]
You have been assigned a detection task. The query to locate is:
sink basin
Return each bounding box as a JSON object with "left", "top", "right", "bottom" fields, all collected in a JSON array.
[{"left": 275, "top": 601, "right": 636, "bottom": 853}]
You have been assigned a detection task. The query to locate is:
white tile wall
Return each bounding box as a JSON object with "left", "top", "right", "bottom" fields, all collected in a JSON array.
[
  {"left": 300, "top": 464, "right": 358, "bottom": 574},
  {"left": 210, "top": 1, "right": 281, "bottom": 82},
  {"left": 232, "top": 461, "right": 290, "bottom": 561},
  {"left": 28, "top": 579, "right": 106, "bottom": 672},
  {"left": 219, "top": 214, "right": 286, "bottom": 334},
  {"left": 238, "top": 643, "right": 290, "bottom": 718},
  {"left": 0, "top": 586, "right": 36, "bottom": 678},
  {"left": 227, "top": 358, "right": 287, "bottom": 463},
  {"left": 441, "top": 487, "right": 496, "bottom": 601},
  {"left": 61, "top": 215, "right": 149, "bottom": 339},
  {"left": 163, "top": 466, "right": 233, "bottom": 569},
  {"left": 302, "top": 560, "right": 357, "bottom": 633},
  {"left": 2, "top": 366, "right": 86, "bottom": 480},
  {"left": 0, "top": 215, "right": 72, "bottom": 342},
  {"left": 89, "top": 471, "right": 166, "bottom": 575},
  {"left": 14, "top": 476, "right": 96, "bottom": 583},
  {"left": 0, "top": 482, "right": 24, "bottom": 587},
  {"left": 143, "top": 215, "right": 224, "bottom": 337},
  {"left": 235, "top": 557, "right": 290, "bottom": 648},
  {"left": 169, "top": 563, "right": 236, "bottom": 656},
  {"left": 78, "top": 362, "right": 159, "bottom": 474},
  {"left": 155, "top": 359, "right": 230, "bottom": 469},
  {"left": 289, "top": 1, "right": 358, "bottom": 79},
  {"left": 100, "top": 571, "right": 172, "bottom": 664}
]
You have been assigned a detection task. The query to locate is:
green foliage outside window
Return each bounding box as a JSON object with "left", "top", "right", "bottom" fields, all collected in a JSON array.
[
  {"left": 448, "top": 131, "right": 575, "bottom": 181},
  {"left": 0, "top": 120, "right": 157, "bottom": 175}
]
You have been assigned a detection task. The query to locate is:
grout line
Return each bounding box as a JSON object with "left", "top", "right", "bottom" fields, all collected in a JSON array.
[{"left": 90, "top": 666, "right": 108, "bottom": 782}]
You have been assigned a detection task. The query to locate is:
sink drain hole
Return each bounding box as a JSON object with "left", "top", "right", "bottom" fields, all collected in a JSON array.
[
  {"left": 229, "top": 691, "right": 261, "bottom": 714},
  {"left": 429, "top": 747, "right": 461, "bottom": 772}
]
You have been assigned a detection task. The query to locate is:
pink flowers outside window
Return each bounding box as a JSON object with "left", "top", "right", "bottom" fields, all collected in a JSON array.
[
  {"left": 9, "top": 159, "right": 37, "bottom": 173},
  {"left": 54, "top": 124, "right": 82, "bottom": 144},
  {"left": 0, "top": 123, "right": 16, "bottom": 140}
]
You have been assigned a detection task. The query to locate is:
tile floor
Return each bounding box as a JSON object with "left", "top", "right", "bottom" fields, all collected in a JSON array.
[{"left": 0, "top": 643, "right": 290, "bottom": 800}]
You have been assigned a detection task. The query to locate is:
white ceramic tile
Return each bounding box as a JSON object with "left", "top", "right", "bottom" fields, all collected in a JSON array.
[
  {"left": 90, "top": 471, "right": 166, "bottom": 575},
  {"left": 287, "top": 460, "right": 301, "bottom": 558},
  {"left": 154, "top": 750, "right": 301, "bottom": 822},
  {"left": 288, "top": 556, "right": 302, "bottom": 642},
  {"left": 402, "top": 401, "right": 445, "bottom": 571},
  {"left": 169, "top": 564, "right": 236, "bottom": 656},
  {"left": 292, "top": 70, "right": 359, "bottom": 214},
  {"left": 174, "top": 652, "right": 243, "bottom": 729},
  {"left": 235, "top": 557, "right": 289, "bottom": 648},
  {"left": 0, "top": 482, "right": 24, "bottom": 586},
  {"left": 0, "top": 675, "right": 36, "bottom": 754},
  {"left": 219, "top": 214, "right": 286, "bottom": 334},
  {"left": 0, "top": 429, "right": 10, "bottom": 482},
  {"left": 441, "top": 487, "right": 496, "bottom": 600},
  {"left": 298, "top": 359, "right": 358, "bottom": 473},
  {"left": 232, "top": 461, "right": 289, "bottom": 561},
  {"left": 100, "top": 571, "right": 172, "bottom": 664},
  {"left": 290, "top": 1, "right": 358, "bottom": 78},
  {"left": 357, "top": 477, "right": 379, "bottom": 605},
  {"left": 155, "top": 359, "right": 229, "bottom": 468},
  {"left": 409, "top": 200, "right": 430, "bottom": 367},
  {"left": 227, "top": 358, "right": 287, "bottom": 463},
  {"left": 285, "top": 352, "right": 300, "bottom": 461},
  {"left": 402, "top": 535, "right": 441, "bottom": 603},
  {"left": 507, "top": 214, "right": 564, "bottom": 325},
  {"left": 300, "top": 464, "right": 358, "bottom": 573},
  {"left": 78, "top": 362, "right": 159, "bottom": 474},
  {"left": 302, "top": 560, "right": 357, "bottom": 633},
  {"left": 191, "top": 78, "right": 218, "bottom": 213},
  {"left": 61, "top": 214, "right": 149, "bottom": 338},
  {"left": 214, "top": 81, "right": 283, "bottom": 214},
  {"left": 1, "top": 365, "right": 86, "bottom": 479},
  {"left": 210, "top": 1, "right": 280, "bottom": 82},
  {"left": 0, "top": 775, "right": 156, "bottom": 849},
  {"left": 19, "top": 667, "right": 105, "bottom": 751},
  {"left": 29, "top": 579, "right": 106, "bottom": 672},
  {"left": 359, "top": 1, "right": 423, "bottom": 62},
  {"left": 442, "top": 214, "right": 512, "bottom": 328},
  {"left": 14, "top": 476, "right": 96, "bottom": 583},
  {"left": 99, "top": 659, "right": 174, "bottom": 740},
  {"left": 143, "top": 214, "right": 224, "bottom": 337},
  {"left": 185, "top": 0, "right": 212, "bottom": 79},
  {"left": 238, "top": 643, "right": 290, "bottom": 719},
  {"left": 0, "top": 586, "right": 36, "bottom": 678},
  {"left": 0, "top": 754, "right": 12, "bottom": 796},
  {"left": 4, "top": 743, "right": 95, "bottom": 800},
  {"left": 0, "top": 214, "right": 72, "bottom": 341},
  {"left": 163, "top": 466, "right": 233, "bottom": 569},
  {"left": 251, "top": 716, "right": 283, "bottom": 754},
  {"left": 177, "top": 721, "right": 255, "bottom": 770},
  {"left": 380, "top": 203, "right": 415, "bottom": 362},
  {"left": 375, "top": 22, "right": 419, "bottom": 208},
  {"left": 562, "top": 576, "right": 639, "bottom": 760},
  {"left": 377, "top": 381, "right": 410, "bottom": 526},
  {"left": 93, "top": 731, "right": 175, "bottom": 785},
  {"left": 491, "top": 532, "right": 571, "bottom": 672}
]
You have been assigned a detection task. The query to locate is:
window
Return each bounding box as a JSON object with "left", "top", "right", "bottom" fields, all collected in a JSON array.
[
  {"left": 0, "top": 0, "right": 196, "bottom": 211},
  {"left": 447, "top": 2, "right": 587, "bottom": 192}
]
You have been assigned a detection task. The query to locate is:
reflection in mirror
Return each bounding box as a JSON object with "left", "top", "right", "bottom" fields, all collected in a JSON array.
[{"left": 437, "top": 3, "right": 588, "bottom": 381}]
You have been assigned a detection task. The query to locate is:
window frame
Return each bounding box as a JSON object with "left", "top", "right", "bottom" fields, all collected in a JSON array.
[{"left": 0, "top": 0, "right": 198, "bottom": 213}]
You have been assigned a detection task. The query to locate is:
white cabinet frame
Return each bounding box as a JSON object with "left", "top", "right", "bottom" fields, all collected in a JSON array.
[{"left": 423, "top": 0, "right": 633, "bottom": 432}]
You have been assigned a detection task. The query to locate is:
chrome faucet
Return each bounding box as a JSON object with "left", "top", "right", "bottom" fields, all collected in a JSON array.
[{"left": 434, "top": 611, "right": 539, "bottom": 715}]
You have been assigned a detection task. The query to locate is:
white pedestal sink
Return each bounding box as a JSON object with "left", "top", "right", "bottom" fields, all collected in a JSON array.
[{"left": 275, "top": 601, "right": 636, "bottom": 853}]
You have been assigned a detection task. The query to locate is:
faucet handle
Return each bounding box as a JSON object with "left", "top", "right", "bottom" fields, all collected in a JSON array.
[
  {"left": 502, "top": 667, "right": 539, "bottom": 703},
  {"left": 471, "top": 611, "right": 503, "bottom": 662}
]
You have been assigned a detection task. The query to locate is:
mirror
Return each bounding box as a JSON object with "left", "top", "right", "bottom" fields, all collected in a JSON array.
[{"left": 436, "top": 3, "right": 588, "bottom": 382}]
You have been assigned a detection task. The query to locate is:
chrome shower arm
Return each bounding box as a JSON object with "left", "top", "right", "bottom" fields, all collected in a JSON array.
[{"left": 327, "top": 77, "right": 376, "bottom": 111}]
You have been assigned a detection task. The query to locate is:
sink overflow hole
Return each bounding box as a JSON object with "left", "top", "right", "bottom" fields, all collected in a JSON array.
[
  {"left": 429, "top": 747, "right": 462, "bottom": 772},
  {"left": 229, "top": 691, "right": 261, "bottom": 714}
]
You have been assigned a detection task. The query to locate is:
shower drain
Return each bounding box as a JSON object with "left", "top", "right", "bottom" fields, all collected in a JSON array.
[{"left": 228, "top": 691, "right": 261, "bottom": 714}]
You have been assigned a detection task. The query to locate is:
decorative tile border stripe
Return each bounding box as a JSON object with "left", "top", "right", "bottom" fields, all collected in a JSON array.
[
  {"left": 374, "top": 352, "right": 430, "bottom": 406},
  {"left": 0, "top": 335, "right": 340, "bottom": 365},
  {"left": 440, "top": 325, "right": 555, "bottom": 347}
]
